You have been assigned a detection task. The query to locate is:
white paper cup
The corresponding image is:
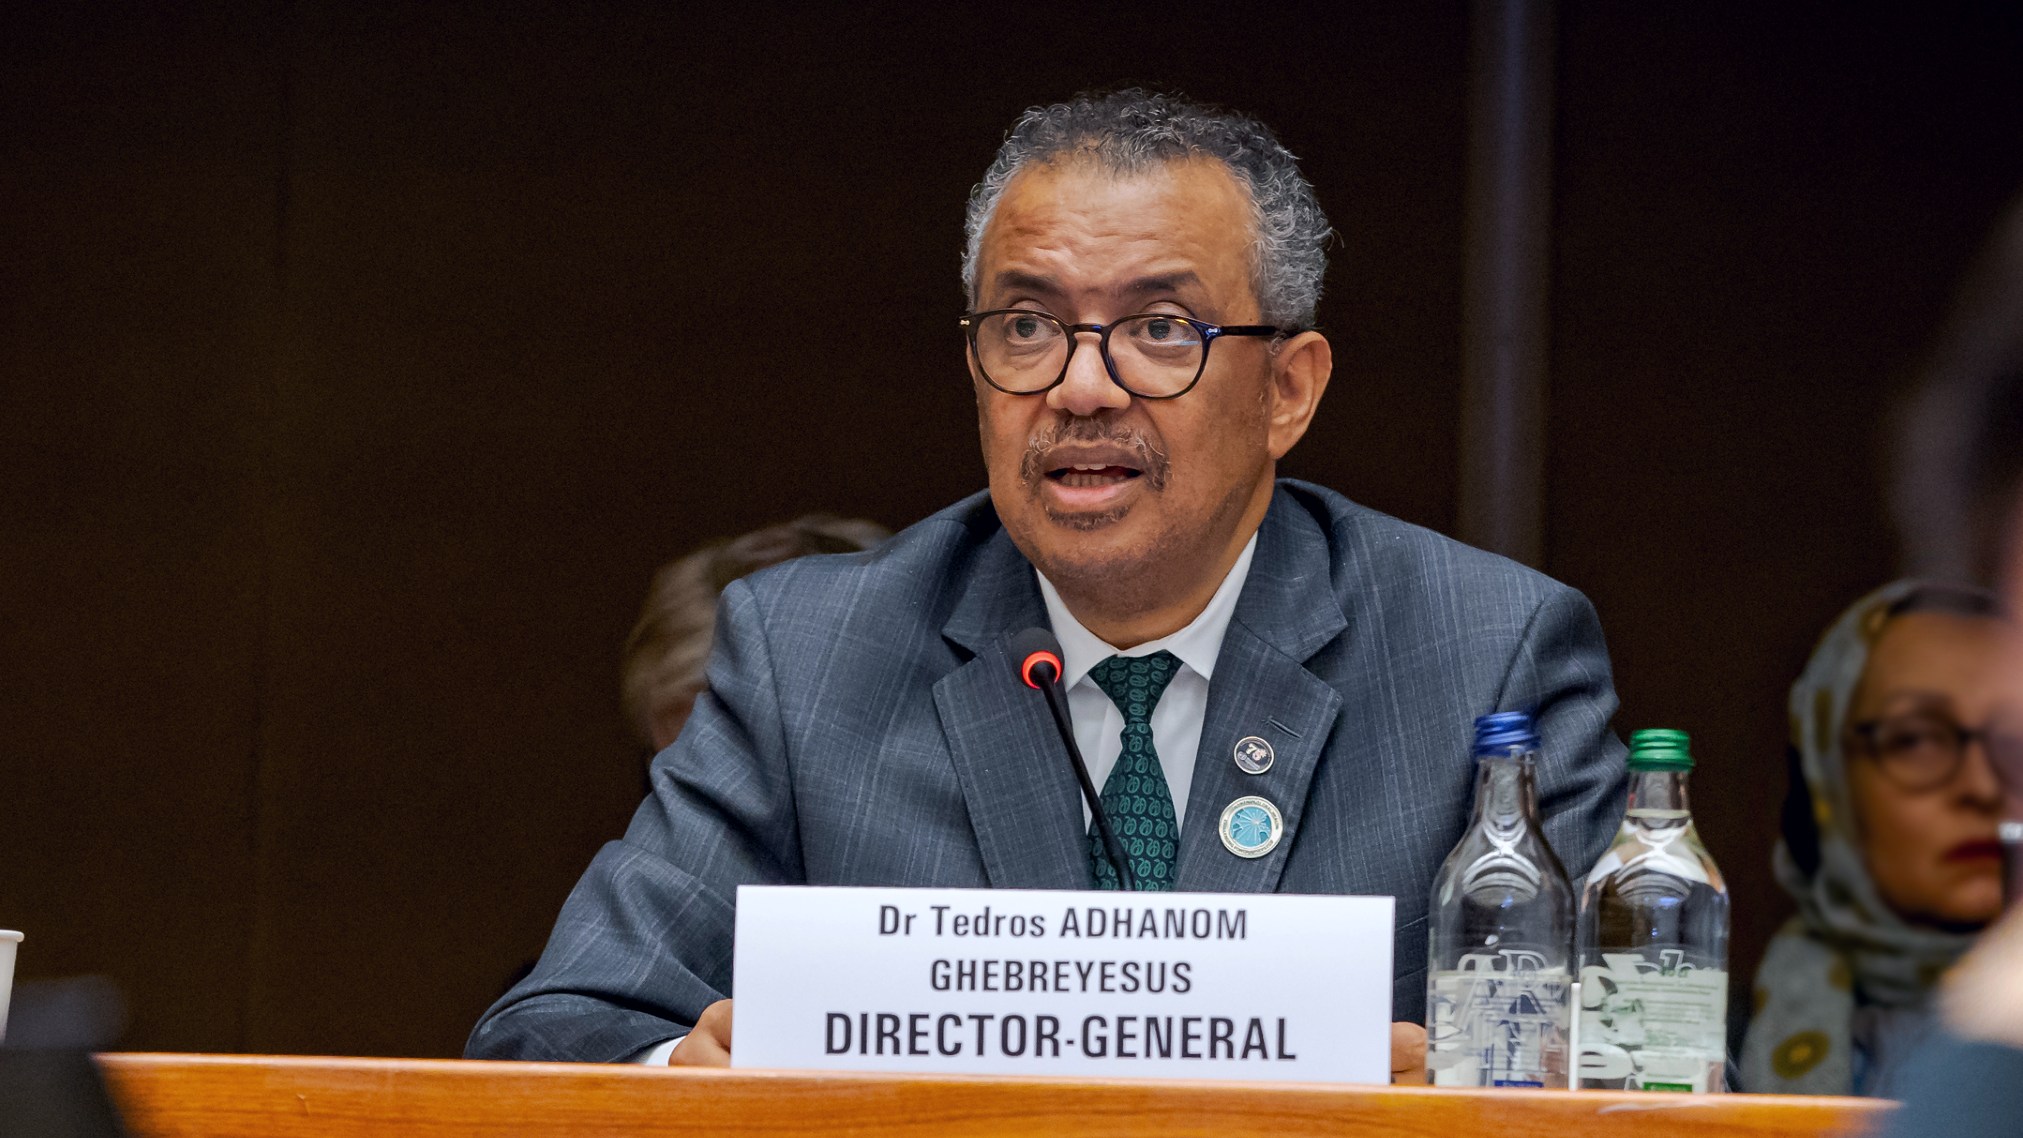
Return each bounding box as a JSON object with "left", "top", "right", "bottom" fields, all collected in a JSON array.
[{"left": 0, "top": 930, "right": 21, "bottom": 1045}]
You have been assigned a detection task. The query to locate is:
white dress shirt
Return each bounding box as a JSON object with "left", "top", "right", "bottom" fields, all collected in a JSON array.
[
  {"left": 1035, "top": 533, "right": 1257, "bottom": 835},
  {"left": 635, "top": 532, "right": 1258, "bottom": 1065}
]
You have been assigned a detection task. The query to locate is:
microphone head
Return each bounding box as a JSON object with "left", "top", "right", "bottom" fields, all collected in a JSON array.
[{"left": 1009, "top": 626, "right": 1064, "bottom": 689}]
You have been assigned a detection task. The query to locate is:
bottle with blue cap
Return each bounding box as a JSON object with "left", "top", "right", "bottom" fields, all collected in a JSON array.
[
  {"left": 1575, "top": 728, "right": 1729, "bottom": 1092},
  {"left": 1425, "top": 711, "right": 1576, "bottom": 1087}
]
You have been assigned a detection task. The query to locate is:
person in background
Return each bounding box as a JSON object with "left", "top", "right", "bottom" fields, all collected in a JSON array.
[
  {"left": 496, "top": 514, "right": 894, "bottom": 999},
  {"left": 1871, "top": 194, "right": 2023, "bottom": 1135},
  {"left": 621, "top": 515, "right": 890, "bottom": 752},
  {"left": 497, "top": 511, "right": 894, "bottom": 1002},
  {"left": 1740, "top": 581, "right": 2011, "bottom": 1096}
]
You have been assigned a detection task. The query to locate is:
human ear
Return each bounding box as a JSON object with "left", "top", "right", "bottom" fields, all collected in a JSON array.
[{"left": 1265, "top": 331, "right": 1333, "bottom": 460}]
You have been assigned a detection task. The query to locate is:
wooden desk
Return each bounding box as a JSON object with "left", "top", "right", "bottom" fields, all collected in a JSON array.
[{"left": 99, "top": 1053, "right": 1893, "bottom": 1138}]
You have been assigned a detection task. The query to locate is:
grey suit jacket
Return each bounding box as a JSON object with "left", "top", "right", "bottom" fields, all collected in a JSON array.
[{"left": 467, "top": 480, "right": 1628, "bottom": 1062}]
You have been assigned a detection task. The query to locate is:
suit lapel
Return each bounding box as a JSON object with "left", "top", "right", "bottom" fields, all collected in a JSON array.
[
  {"left": 1176, "top": 490, "right": 1348, "bottom": 893},
  {"left": 934, "top": 525, "right": 1091, "bottom": 890}
]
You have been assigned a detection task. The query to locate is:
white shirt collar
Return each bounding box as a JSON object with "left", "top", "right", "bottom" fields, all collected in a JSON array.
[{"left": 1035, "top": 533, "right": 1258, "bottom": 687}]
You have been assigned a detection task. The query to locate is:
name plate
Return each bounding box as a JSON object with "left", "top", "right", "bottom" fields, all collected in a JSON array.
[{"left": 731, "top": 885, "right": 1394, "bottom": 1083}]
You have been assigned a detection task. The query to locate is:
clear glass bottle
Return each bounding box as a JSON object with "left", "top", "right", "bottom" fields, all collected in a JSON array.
[
  {"left": 1425, "top": 711, "right": 1576, "bottom": 1088},
  {"left": 1575, "top": 729, "right": 1729, "bottom": 1092}
]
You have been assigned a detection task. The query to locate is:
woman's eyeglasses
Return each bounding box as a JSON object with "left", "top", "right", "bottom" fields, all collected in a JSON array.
[{"left": 1847, "top": 712, "right": 2023, "bottom": 792}]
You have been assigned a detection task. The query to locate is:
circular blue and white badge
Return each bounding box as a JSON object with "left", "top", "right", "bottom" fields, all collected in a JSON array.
[{"left": 1218, "top": 795, "right": 1284, "bottom": 859}]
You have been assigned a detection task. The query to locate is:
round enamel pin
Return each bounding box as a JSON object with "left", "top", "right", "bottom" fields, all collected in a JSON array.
[
  {"left": 1232, "top": 735, "right": 1275, "bottom": 775},
  {"left": 1218, "top": 795, "right": 1284, "bottom": 859}
]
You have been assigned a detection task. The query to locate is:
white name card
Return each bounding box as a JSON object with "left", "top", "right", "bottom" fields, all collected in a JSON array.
[{"left": 731, "top": 885, "right": 1394, "bottom": 1083}]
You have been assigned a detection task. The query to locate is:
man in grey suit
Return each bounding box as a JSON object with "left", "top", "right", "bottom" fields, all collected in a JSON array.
[{"left": 468, "top": 90, "right": 1627, "bottom": 1075}]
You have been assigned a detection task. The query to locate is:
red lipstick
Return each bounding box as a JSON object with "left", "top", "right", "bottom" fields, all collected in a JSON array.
[{"left": 1944, "top": 839, "right": 2006, "bottom": 863}]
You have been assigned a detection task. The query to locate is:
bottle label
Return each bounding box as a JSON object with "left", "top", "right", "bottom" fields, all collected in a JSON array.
[
  {"left": 1577, "top": 950, "right": 1726, "bottom": 1092},
  {"left": 1426, "top": 948, "right": 1571, "bottom": 1088}
]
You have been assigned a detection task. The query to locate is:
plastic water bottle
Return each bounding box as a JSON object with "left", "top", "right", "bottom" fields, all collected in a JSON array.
[
  {"left": 1425, "top": 711, "right": 1576, "bottom": 1087},
  {"left": 1575, "top": 729, "right": 1729, "bottom": 1092}
]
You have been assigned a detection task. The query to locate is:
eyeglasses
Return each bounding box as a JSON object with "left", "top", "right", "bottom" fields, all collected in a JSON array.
[
  {"left": 960, "top": 309, "right": 1290, "bottom": 399},
  {"left": 1847, "top": 712, "right": 2023, "bottom": 792}
]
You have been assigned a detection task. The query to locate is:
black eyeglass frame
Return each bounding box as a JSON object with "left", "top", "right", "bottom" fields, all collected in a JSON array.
[
  {"left": 960, "top": 309, "right": 1294, "bottom": 400},
  {"left": 1846, "top": 715, "right": 2021, "bottom": 793}
]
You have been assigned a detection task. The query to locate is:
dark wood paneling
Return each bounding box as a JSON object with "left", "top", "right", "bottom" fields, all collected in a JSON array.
[
  {"left": 5, "top": 0, "right": 2019, "bottom": 1060},
  {"left": 1547, "top": 4, "right": 2023, "bottom": 999},
  {"left": 0, "top": 4, "right": 284, "bottom": 1049}
]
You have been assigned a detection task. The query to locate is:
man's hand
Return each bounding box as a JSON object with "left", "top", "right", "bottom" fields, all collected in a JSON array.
[
  {"left": 668, "top": 999, "right": 733, "bottom": 1066},
  {"left": 1390, "top": 1021, "right": 1428, "bottom": 1084}
]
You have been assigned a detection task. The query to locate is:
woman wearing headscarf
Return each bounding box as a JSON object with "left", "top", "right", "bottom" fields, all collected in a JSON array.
[{"left": 1740, "top": 580, "right": 2012, "bottom": 1096}]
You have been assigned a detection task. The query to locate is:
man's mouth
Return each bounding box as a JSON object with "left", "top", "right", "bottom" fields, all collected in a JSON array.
[
  {"left": 1016, "top": 426, "right": 1170, "bottom": 526},
  {"left": 1048, "top": 463, "right": 1144, "bottom": 489},
  {"left": 1028, "top": 446, "right": 1156, "bottom": 524}
]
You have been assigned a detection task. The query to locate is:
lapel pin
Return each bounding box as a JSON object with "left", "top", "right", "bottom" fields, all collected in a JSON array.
[
  {"left": 1218, "top": 795, "right": 1284, "bottom": 859},
  {"left": 1232, "top": 735, "right": 1274, "bottom": 775}
]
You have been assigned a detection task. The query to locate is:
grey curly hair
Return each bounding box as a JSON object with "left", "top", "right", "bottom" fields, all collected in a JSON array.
[{"left": 962, "top": 89, "right": 1332, "bottom": 329}]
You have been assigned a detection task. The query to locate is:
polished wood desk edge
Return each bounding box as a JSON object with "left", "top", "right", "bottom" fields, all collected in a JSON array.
[{"left": 97, "top": 1051, "right": 1894, "bottom": 1114}]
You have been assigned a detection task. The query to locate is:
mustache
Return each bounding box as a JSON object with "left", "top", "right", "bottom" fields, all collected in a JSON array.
[{"left": 1017, "top": 418, "right": 1171, "bottom": 491}]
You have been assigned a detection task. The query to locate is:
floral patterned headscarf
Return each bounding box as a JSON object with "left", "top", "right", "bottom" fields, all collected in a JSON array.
[{"left": 1740, "top": 580, "right": 1994, "bottom": 1095}]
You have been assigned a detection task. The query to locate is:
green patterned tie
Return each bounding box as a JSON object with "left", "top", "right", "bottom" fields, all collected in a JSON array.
[{"left": 1086, "top": 651, "right": 1182, "bottom": 891}]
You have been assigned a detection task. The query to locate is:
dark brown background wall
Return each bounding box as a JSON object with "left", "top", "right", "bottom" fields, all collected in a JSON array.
[{"left": 3, "top": 2, "right": 2020, "bottom": 1057}]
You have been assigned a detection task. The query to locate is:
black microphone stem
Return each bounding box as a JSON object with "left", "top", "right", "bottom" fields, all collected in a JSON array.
[{"left": 1036, "top": 679, "right": 1138, "bottom": 892}]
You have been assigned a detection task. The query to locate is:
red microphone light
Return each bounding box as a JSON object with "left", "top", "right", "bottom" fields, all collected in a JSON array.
[{"left": 1020, "top": 650, "right": 1063, "bottom": 689}]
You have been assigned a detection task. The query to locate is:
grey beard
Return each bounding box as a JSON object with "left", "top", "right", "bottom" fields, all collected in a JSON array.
[{"left": 1043, "top": 503, "right": 1131, "bottom": 530}]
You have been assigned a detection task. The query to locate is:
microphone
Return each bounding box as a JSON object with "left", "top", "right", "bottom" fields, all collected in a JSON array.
[{"left": 1010, "top": 627, "right": 1137, "bottom": 892}]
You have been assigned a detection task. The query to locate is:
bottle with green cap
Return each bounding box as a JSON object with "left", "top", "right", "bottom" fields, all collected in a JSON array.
[{"left": 1574, "top": 729, "right": 1729, "bottom": 1093}]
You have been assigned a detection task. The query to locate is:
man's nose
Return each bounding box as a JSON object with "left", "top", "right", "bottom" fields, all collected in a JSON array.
[{"left": 1046, "top": 331, "right": 1132, "bottom": 417}]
